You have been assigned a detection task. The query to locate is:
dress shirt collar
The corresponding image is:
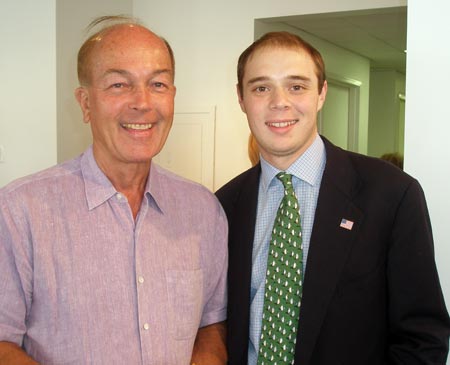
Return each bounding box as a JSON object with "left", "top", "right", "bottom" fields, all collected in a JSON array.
[
  {"left": 80, "top": 146, "right": 157, "bottom": 211},
  {"left": 260, "top": 134, "right": 326, "bottom": 192},
  {"left": 81, "top": 146, "right": 118, "bottom": 210},
  {"left": 145, "top": 163, "right": 168, "bottom": 214}
]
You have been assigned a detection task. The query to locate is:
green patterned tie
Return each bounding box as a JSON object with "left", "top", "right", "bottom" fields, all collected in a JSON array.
[{"left": 257, "top": 172, "right": 303, "bottom": 365}]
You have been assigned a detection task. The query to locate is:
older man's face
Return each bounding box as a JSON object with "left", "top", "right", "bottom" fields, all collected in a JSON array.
[{"left": 76, "top": 25, "right": 176, "bottom": 172}]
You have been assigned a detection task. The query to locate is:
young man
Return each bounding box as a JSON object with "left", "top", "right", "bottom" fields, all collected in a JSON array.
[
  {"left": 216, "top": 31, "right": 450, "bottom": 365},
  {"left": 0, "top": 16, "right": 227, "bottom": 365}
]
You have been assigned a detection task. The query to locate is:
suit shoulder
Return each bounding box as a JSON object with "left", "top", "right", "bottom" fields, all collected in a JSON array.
[
  {"left": 323, "top": 137, "right": 413, "bottom": 189},
  {"left": 346, "top": 150, "right": 413, "bottom": 184},
  {"left": 216, "top": 165, "right": 259, "bottom": 201},
  {"left": 339, "top": 149, "right": 423, "bottom": 204}
]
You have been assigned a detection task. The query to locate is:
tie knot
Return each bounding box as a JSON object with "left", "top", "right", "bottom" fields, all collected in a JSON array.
[{"left": 276, "top": 172, "right": 293, "bottom": 189}]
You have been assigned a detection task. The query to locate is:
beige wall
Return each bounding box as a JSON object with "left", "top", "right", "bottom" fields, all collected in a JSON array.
[
  {"left": 368, "top": 69, "right": 405, "bottom": 157},
  {"left": 0, "top": 0, "right": 57, "bottom": 187}
]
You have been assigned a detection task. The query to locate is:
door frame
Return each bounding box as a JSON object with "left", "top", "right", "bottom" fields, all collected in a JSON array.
[{"left": 318, "top": 73, "right": 362, "bottom": 152}]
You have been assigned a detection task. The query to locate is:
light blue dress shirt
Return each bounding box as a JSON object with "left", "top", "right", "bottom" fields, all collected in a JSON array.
[{"left": 248, "top": 134, "right": 326, "bottom": 364}]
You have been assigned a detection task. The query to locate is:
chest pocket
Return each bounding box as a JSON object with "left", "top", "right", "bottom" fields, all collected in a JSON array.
[{"left": 166, "top": 269, "right": 204, "bottom": 340}]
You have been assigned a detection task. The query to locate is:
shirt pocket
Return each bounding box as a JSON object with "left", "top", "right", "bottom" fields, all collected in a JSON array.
[{"left": 165, "top": 269, "right": 204, "bottom": 340}]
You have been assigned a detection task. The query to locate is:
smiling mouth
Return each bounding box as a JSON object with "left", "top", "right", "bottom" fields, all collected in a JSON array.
[
  {"left": 265, "top": 119, "right": 299, "bottom": 128},
  {"left": 121, "top": 123, "right": 153, "bottom": 130}
]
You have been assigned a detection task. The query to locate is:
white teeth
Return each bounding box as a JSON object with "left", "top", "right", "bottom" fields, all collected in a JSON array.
[
  {"left": 267, "top": 119, "right": 298, "bottom": 127},
  {"left": 122, "top": 123, "right": 153, "bottom": 130}
]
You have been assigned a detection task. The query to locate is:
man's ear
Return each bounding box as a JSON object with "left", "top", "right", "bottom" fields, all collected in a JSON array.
[
  {"left": 317, "top": 80, "right": 328, "bottom": 112},
  {"left": 75, "top": 87, "right": 91, "bottom": 124},
  {"left": 237, "top": 84, "right": 246, "bottom": 113}
]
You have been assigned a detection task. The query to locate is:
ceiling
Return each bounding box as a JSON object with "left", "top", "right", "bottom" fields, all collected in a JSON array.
[{"left": 263, "top": 7, "right": 407, "bottom": 74}]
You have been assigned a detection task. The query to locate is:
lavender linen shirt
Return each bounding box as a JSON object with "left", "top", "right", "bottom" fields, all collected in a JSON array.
[{"left": 0, "top": 146, "right": 228, "bottom": 365}]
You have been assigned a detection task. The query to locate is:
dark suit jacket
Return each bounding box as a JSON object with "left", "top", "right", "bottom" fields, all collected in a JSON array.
[{"left": 216, "top": 137, "right": 450, "bottom": 365}]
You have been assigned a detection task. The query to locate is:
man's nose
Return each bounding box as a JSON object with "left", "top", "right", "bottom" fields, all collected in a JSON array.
[
  {"left": 128, "top": 86, "right": 152, "bottom": 111},
  {"left": 269, "top": 88, "right": 290, "bottom": 110}
]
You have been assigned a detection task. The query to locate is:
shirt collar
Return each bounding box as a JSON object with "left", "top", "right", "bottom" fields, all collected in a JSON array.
[
  {"left": 80, "top": 146, "right": 157, "bottom": 211},
  {"left": 81, "top": 146, "right": 118, "bottom": 210},
  {"left": 260, "top": 134, "right": 326, "bottom": 192},
  {"left": 144, "top": 163, "right": 166, "bottom": 214}
]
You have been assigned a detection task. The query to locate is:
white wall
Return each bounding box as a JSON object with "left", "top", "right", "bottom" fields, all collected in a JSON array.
[
  {"left": 405, "top": 0, "right": 450, "bottom": 320},
  {"left": 0, "top": 1, "right": 57, "bottom": 187}
]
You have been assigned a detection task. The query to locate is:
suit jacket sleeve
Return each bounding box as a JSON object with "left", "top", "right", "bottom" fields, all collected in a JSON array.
[{"left": 386, "top": 178, "right": 449, "bottom": 364}]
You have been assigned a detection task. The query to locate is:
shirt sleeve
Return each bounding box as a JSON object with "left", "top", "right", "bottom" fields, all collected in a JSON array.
[
  {"left": 0, "top": 194, "right": 31, "bottom": 345},
  {"left": 199, "top": 199, "right": 228, "bottom": 328}
]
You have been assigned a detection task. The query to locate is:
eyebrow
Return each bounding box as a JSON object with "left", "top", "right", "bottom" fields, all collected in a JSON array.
[{"left": 246, "top": 75, "right": 312, "bottom": 86}]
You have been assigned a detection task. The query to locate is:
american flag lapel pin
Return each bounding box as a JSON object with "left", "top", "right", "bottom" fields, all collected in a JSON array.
[{"left": 340, "top": 218, "right": 354, "bottom": 231}]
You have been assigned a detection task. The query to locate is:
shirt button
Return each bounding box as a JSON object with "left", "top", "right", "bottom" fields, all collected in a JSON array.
[
  {"left": 138, "top": 276, "right": 144, "bottom": 284},
  {"left": 143, "top": 323, "right": 150, "bottom": 330},
  {"left": 116, "top": 193, "right": 123, "bottom": 200}
]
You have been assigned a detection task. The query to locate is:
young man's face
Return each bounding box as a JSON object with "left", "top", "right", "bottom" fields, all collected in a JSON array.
[
  {"left": 238, "top": 46, "right": 327, "bottom": 170},
  {"left": 75, "top": 25, "right": 176, "bottom": 172}
]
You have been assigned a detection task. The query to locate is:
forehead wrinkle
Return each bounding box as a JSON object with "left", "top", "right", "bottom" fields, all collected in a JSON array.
[
  {"left": 102, "top": 69, "right": 130, "bottom": 78},
  {"left": 286, "top": 75, "right": 314, "bottom": 87},
  {"left": 152, "top": 69, "right": 173, "bottom": 77},
  {"left": 101, "top": 68, "right": 173, "bottom": 80}
]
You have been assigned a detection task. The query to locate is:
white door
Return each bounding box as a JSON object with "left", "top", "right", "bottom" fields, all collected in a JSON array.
[
  {"left": 153, "top": 107, "right": 216, "bottom": 191},
  {"left": 318, "top": 76, "right": 360, "bottom": 152}
]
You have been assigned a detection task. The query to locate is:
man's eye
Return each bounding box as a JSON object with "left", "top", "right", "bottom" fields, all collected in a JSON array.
[
  {"left": 153, "top": 82, "right": 167, "bottom": 88},
  {"left": 292, "top": 85, "right": 303, "bottom": 91},
  {"left": 255, "top": 86, "right": 268, "bottom": 92},
  {"left": 111, "top": 83, "right": 125, "bottom": 88}
]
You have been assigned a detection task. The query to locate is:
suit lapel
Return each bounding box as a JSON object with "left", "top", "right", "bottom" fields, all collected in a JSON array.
[
  {"left": 295, "top": 139, "right": 364, "bottom": 364},
  {"left": 226, "top": 165, "right": 261, "bottom": 364},
  {"left": 228, "top": 165, "right": 260, "bottom": 305}
]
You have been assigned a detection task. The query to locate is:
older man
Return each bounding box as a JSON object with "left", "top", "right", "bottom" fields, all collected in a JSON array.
[{"left": 0, "top": 16, "right": 227, "bottom": 365}]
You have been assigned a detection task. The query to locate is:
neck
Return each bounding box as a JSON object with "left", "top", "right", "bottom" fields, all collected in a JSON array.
[
  {"left": 111, "top": 169, "right": 149, "bottom": 220},
  {"left": 95, "top": 156, "right": 151, "bottom": 220}
]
